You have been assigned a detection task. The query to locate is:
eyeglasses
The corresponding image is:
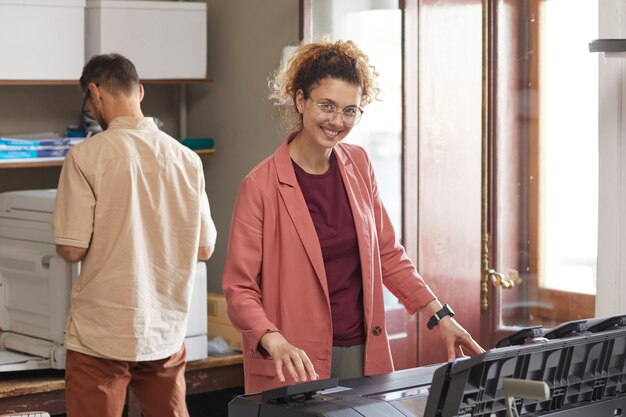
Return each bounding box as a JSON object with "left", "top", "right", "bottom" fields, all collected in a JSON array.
[{"left": 311, "top": 99, "right": 364, "bottom": 127}]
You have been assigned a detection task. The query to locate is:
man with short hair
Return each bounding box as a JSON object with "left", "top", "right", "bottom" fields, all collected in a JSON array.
[{"left": 52, "top": 53, "right": 216, "bottom": 417}]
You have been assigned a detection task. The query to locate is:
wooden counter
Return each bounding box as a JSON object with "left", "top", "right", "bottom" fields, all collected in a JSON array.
[{"left": 0, "top": 354, "right": 243, "bottom": 416}]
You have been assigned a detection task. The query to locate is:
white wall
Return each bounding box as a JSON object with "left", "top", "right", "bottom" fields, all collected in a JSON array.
[
  {"left": 597, "top": 0, "right": 626, "bottom": 316},
  {"left": 187, "top": 0, "right": 300, "bottom": 293}
]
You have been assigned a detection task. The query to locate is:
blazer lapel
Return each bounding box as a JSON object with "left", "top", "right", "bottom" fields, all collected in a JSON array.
[{"left": 273, "top": 138, "right": 330, "bottom": 300}]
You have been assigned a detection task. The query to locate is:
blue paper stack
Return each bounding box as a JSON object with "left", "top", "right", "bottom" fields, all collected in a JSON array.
[{"left": 0, "top": 137, "right": 74, "bottom": 160}]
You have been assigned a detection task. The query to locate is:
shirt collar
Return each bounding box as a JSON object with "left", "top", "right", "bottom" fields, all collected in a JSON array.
[{"left": 108, "top": 116, "right": 158, "bottom": 130}]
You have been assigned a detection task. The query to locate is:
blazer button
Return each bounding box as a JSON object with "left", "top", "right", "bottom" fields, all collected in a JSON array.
[{"left": 372, "top": 326, "right": 383, "bottom": 336}]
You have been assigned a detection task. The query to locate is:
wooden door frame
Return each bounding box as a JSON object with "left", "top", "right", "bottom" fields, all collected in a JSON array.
[
  {"left": 299, "top": 0, "right": 312, "bottom": 41},
  {"left": 401, "top": 0, "right": 419, "bottom": 369}
]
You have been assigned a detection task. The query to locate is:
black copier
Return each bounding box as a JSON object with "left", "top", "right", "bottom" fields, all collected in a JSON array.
[{"left": 229, "top": 315, "right": 626, "bottom": 417}]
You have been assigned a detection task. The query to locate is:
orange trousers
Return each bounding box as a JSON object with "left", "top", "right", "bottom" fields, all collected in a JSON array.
[{"left": 65, "top": 345, "right": 189, "bottom": 417}]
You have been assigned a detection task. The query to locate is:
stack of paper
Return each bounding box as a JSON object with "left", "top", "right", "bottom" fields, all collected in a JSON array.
[{"left": 0, "top": 137, "right": 74, "bottom": 160}]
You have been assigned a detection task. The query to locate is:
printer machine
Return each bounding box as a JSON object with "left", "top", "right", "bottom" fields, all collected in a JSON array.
[
  {"left": 229, "top": 315, "right": 626, "bottom": 417},
  {"left": 0, "top": 189, "right": 208, "bottom": 372}
]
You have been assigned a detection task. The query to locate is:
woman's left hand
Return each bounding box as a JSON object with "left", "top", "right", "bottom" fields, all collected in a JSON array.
[{"left": 436, "top": 316, "right": 485, "bottom": 361}]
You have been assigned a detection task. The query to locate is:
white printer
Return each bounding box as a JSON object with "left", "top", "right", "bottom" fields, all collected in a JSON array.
[{"left": 0, "top": 189, "right": 208, "bottom": 371}]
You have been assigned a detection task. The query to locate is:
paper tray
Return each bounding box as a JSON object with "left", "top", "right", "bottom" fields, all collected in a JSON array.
[{"left": 0, "top": 348, "right": 51, "bottom": 372}]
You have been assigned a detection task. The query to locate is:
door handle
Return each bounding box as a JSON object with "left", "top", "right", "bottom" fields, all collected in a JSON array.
[{"left": 488, "top": 268, "right": 523, "bottom": 289}]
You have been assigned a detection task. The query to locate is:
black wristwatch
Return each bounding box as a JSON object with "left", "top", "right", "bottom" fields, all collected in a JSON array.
[{"left": 427, "top": 304, "right": 455, "bottom": 330}]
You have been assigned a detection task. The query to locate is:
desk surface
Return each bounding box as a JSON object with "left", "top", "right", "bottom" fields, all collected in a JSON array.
[
  {"left": 0, "top": 370, "right": 64, "bottom": 399},
  {"left": 0, "top": 354, "right": 243, "bottom": 415}
]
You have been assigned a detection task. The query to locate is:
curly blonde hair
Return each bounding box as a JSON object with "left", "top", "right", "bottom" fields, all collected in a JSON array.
[{"left": 269, "top": 37, "right": 381, "bottom": 132}]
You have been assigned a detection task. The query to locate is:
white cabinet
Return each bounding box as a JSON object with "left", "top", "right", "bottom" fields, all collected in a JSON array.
[
  {"left": 85, "top": 1, "right": 207, "bottom": 79},
  {"left": 0, "top": 0, "right": 208, "bottom": 81},
  {"left": 0, "top": 0, "right": 85, "bottom": 80}
]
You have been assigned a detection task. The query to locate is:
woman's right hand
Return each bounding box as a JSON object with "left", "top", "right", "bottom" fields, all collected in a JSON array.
[{"left": 260, "top": 332, "right": 319, "bottom": 384}]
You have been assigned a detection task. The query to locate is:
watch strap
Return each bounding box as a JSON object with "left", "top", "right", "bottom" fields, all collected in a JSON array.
[{"left": 427, "top": 304, "right": 455, "bottom": 330}]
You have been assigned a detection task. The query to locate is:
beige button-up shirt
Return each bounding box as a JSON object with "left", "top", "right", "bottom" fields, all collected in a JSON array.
[{"left": 52, "top": 117, "right": 216, "bottom": 361}]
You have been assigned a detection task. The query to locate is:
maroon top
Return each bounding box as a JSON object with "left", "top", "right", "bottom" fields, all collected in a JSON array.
[{"left": 293, "top": 152, "right": 365, "bottom": 346}]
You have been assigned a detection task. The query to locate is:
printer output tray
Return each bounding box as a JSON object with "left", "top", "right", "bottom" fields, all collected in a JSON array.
[
  {"left": 0, "top": 349, "right": 53, "bottom": 372},
  {"left": 0, "top": 332, "right": 66, "bottom": 371}
]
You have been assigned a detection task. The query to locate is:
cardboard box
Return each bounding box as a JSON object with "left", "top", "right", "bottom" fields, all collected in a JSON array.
[
  {"left": 0, "top": 1, "right": 85, "bottom": 80},
  {"left": 85, "top": 0, "right": 207, "bottom": 79},
  {"left": 207, "top": 292, "right": 242, "bottom": 351},
  {"left": 207, "top": 292, "right": 232, "bottom": 326},
  {"left": 207, "top": 322, "right": 243, "bottom": 351}
]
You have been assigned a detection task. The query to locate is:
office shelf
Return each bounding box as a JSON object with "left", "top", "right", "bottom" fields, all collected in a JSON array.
[
  {"left": 0, "top": 150, "right": 215, "bottom": 169},
  {"left": 0, "top": 77, "right": 215, "bottom": 169},
  {"left": 0, "top": 158, "right": 65, "bottom": 169},
  {"left": 589, "top": 39, "right": 626, "bottom": 53},
  {"left": 0, "top": 78, "right": 214, "bottom": 86}
]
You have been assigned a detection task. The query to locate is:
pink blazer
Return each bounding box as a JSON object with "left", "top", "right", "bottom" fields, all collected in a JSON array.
[{"left": 222, "top": 136, "right": 436, "bottom": 393}]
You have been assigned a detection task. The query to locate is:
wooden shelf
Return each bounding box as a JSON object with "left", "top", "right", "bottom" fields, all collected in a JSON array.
[
  {"left": 1, "top": 78, "right": 215, "bottom": 168},
  {"left": 0, "top": 150, "right": 215, "bottom": 169},
  {"left": 143, "top": 78, "right": 214, "bottom": 85},
  {"left": 589, "top": 39, "right": 626, "bottom": 53},
  {"left": 0, "top": 78, "right": 214, "bottom": 86},
  {"left": 0, "top": 158, "right": 65, "bottom": 169},
  {"left": 0, "top": 80, "right": 78, "bottom": 86}
]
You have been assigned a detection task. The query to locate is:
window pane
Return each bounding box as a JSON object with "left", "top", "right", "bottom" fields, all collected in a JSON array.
[
  {"left": 495, "top": 0, "right": 597, "bottom": 328},
  {"left": 311, "top": 0, "right": 403, "bottom": 237},
  {"left": 540, "top": 0, "right": 598, "bottom": 295}
]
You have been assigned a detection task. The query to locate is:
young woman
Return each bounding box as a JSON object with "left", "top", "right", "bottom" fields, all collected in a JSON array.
[{"left": 222, "top": 38, "right": 484, "bottom": 394}]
